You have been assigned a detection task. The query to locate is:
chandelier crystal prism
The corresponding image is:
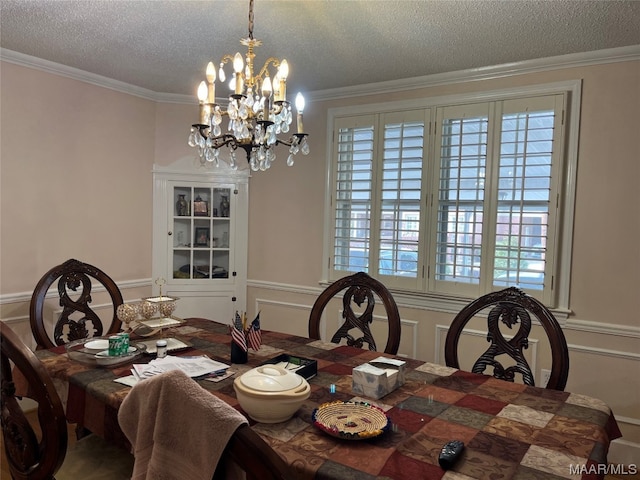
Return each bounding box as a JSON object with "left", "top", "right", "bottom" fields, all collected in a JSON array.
[{"left": 188, "top": 0, "right": 309, "bottom": 172}]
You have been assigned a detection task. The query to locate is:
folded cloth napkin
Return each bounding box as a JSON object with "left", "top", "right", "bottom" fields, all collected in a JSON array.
[{"left": 118, "top": 369, "right": 248, "bottom": 480}]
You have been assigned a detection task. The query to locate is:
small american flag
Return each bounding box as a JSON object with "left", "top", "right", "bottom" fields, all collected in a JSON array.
[
  {"left": 231, "top": 311, "right": 247, "bottom": 352},
  {"left": 247, "top": 312, "right": 262, "bottom": 351}
]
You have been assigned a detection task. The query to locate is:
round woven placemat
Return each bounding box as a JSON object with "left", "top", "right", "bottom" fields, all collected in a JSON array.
[{"left": 312, "top": 401, "right": 390, "bottom": 440}]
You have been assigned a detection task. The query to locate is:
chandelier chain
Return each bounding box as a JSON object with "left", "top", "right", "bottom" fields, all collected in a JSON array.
[{"left": 248, "top": 0, "right": 254, "bottom": 39}]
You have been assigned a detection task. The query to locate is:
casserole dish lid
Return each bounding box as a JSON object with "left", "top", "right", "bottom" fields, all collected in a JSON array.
[{"left": 239, "top": 365, "right": 303, "bottom": 392}]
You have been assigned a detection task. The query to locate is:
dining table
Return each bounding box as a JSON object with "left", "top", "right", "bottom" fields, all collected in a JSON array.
[{"left": 28, "top": 317, "right": 622, "bottom": 480}]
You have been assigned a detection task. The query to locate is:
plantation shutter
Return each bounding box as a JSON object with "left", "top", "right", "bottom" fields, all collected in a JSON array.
[{"left": 331, "top": 116, "right": 376, "bottom": 277}]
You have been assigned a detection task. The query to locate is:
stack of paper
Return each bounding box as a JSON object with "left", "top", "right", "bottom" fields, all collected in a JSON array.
[{"left": 114, "top": 355, "right": 230, "bottom": 386}]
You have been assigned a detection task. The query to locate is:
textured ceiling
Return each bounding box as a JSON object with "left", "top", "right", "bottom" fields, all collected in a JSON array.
[{"left": 1, "top": 0, "right": 640, "bottom": 97}]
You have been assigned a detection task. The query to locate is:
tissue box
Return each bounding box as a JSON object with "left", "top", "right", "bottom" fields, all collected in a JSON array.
[{"left": 352, "top": 356, "right": 406, "bottom": 399}]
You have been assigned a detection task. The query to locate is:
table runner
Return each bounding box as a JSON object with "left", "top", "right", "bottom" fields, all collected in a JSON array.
[{"left": 29, "top": 318, "right": 621, "bottom": 480}]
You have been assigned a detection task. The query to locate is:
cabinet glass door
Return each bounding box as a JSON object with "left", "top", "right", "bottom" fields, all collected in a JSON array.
[{"left": 170, "top": 183, "right": 232, "bottom": 281}]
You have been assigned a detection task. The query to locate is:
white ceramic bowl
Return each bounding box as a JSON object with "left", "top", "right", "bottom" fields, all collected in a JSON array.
[
  {"left": 233, "top": 365, "right": 310, "bottom": 423},
  {"left": 94, "top": 347, "right": 137, "bottom": 366},
  {"left": 83, "top": 339, "right": 110, "bottom": 352}
]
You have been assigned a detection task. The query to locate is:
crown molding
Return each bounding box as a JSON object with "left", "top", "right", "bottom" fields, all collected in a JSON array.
[
  {"left": 311, "top": 45, "right": 640, "bottom": 101},
  {"left": 0, "top": 48, "right": 162, "bottom": 101},
  {"left": 2, "top": 45, "right": 639, "bottom": 105}
]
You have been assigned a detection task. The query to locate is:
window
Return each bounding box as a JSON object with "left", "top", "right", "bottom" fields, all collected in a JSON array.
[
  {"left": 332, "top": 110, "right": 428, "bottom": 291},
  {"left": 327, "top": 83, "right": 579, "bottom": 309}
]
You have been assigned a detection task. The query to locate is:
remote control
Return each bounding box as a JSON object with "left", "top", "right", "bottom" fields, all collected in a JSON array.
[{"left": 438, "top": 440, "right": 464, "bottom": 469}]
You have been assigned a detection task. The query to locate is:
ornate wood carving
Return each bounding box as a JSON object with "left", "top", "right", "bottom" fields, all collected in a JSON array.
[
  {"left": 331, "top": 284, "right": 378, "bottom": 351},
  {"left": 309, "top": 271, "right": 401, "bottom": 355},
  {"left": 471, "top": 301, "right": 535, "bottom": 385},
  {"left": 1, "top": 322, "right": 67, "bottom": 479},
  {"left": 445, "top": 287, "right": 569, "bottom": 391},
  {"left": 30, "top": 259, "right": 124, "bottom": 349}
]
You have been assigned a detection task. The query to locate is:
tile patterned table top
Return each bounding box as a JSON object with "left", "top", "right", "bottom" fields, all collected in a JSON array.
[{"left": 33, "top": 318, "right": 621, "bottom": 480}]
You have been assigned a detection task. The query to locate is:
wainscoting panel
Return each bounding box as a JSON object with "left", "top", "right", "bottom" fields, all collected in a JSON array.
[{"left": 254, "top": 297, "right": 312, "bottom": 338}]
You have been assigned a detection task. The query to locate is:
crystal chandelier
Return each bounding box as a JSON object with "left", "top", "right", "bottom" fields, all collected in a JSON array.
[{"left": 188, "top": 0, "right": 310, "bottom": 172}]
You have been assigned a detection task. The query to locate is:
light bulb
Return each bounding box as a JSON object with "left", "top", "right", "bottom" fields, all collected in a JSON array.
[
  {"left": 205, "top": 62, "right": 216, "bottom": 103},
  {"left": 279, "top": 59, "right": 289, "bottom": 80},
  {"left": 262, "top": 76, "right": 272, "bottom": 97},
  {"left": 233, "top": 53, "right": 244, "bottom": 73},
  {"left": 197, "top": 81, "right": 208, "bottom": 102},
  {"left": 205, "top": 62, "right": 216, "bottom": 83},
  {"left": 295, "top": 93, "right": 305, "bottom": 113}
]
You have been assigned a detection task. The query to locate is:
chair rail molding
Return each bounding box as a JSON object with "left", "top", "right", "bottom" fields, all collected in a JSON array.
[
  {"left": 0, "top": 278, "right": 152, "bottom": 305},
  {"left": 248, "top": 279, "right": 640, "bottom": 339},
  {"left": 565, "top": 318, "right": 640, "bottom": 339}
]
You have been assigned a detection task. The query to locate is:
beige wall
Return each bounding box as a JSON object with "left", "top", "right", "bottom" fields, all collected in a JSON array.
[
  {"left": 1, "top": 57, "right": 638, "bottom": 453},
  {"left": 1, "top": 62, "right": 155, "bottom": 292}
]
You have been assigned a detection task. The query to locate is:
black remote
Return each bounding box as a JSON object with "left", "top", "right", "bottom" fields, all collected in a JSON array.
[{"left": 438, "top": 440, "right": 464, "bottom": 469}]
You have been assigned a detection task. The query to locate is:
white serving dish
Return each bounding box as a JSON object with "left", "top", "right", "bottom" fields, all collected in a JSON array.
[
  {"left": 95, "top": 347, "right": 138, "bottom": 366},
  {"left": 65, "top": 337, "right": 144, "bottom": 368},
  {"left": 83, "top": 339, "right": 110, "bottom": 351},
  {"left": 233, "top": 365, "right": 310, "bottom": 423}
]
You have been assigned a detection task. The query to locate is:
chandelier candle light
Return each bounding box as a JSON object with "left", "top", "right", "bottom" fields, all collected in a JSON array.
[{"left": 188, "top": 0, "right": 310, "bottom": 172}]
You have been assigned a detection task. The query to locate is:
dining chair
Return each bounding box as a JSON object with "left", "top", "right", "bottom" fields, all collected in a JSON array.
[
  {"left": 118, "top": 369, "right": 292, "bottom": 480},
  {"left": 308, "top": 271, "right": 401, "bottom": 354},
  {"left": 0, "top": 321, "right": 134, "bottom": 480},
  {"left": 444, "top": 286, "right": 569, "bottom": 391},
  {"left": 30, "top": 258, "right": 124, "bottom": 349}
]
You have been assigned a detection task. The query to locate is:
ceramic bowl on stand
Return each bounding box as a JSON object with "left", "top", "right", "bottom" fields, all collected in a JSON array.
[{"left": 233, "top": 365, "right": 310, "bottom": 423}]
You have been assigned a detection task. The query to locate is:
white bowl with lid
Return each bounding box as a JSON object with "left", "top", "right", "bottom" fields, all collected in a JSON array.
[{"left": 233, "top": 365, "right": 311, "bottom": 423}]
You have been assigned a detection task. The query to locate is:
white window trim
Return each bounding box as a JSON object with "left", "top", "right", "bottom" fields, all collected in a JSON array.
[{"left": 322, "top": 80, "right": 582, "bottom": 320}]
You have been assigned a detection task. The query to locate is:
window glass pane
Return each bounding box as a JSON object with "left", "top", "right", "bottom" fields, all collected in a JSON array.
[
  {"left": 334, "top": 125, "right": 374, "bottom": 272},
  {"left": 436, "top": 116, "right": 487, "bottom": 283},
  {"left": 493, "top": 109, "right": 555, "bottom": 290},
  {"left": 378, "top": 121, "right": 423, "bottom": 278}
]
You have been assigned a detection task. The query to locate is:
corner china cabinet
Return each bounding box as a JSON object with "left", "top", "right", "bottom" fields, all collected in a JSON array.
[{"left": 152, "top": 157, "right": 248, "bottom": 321}]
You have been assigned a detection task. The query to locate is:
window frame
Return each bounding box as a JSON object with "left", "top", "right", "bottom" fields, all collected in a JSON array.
[{"left": 323, "top": 80, "right": 581, "bottom": 318}]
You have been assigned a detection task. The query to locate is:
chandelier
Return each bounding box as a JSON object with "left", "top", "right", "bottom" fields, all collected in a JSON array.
[{"left": 187, "top": 0, "right": 309, "bottom": 172}]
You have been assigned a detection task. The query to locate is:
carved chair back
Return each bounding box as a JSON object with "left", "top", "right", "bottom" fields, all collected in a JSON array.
[
  {"left": 445, "top": 287, "right": 569, "bottom": 390},
  {"left": 1, "top": 321, "right": 68, "bottom": 480},
  {"left": 309, "top": 272, "right": 401, "bottom": 355},
  {"left": 30, "top": 259, "right": 124, "bottom": 349}
]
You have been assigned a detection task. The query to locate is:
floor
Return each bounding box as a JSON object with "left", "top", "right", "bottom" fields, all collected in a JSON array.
[{"left": 1, "top": 408, "right": 134, "bottom": 479}]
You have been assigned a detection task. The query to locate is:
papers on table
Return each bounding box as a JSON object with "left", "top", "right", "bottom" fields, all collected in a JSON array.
[{"left": 114, "top": 355, "right": 230, "bottom": 387}]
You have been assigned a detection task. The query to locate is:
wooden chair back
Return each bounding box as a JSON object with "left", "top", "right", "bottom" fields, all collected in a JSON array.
[
  {"left": 444, "top": 287, "right": 569, "bottom": 390},
  {"left": 308, "top": 271, "right": 401, "bottom": 354},
  {"left": 1, "top": 322, "right": 68, "bottom": 480},
  {"left": 30, "top": 258, "right": 123, "bottom": 349}
]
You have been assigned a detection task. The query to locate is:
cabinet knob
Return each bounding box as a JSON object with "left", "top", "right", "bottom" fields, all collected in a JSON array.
[{"left": 168, "top": 231, "right": 173, "bottom": 236}]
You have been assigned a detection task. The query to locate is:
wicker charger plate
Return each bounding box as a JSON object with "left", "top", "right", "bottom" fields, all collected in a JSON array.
[{"left": 312, "top": 401, "right": 390, "bottom": 440}]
